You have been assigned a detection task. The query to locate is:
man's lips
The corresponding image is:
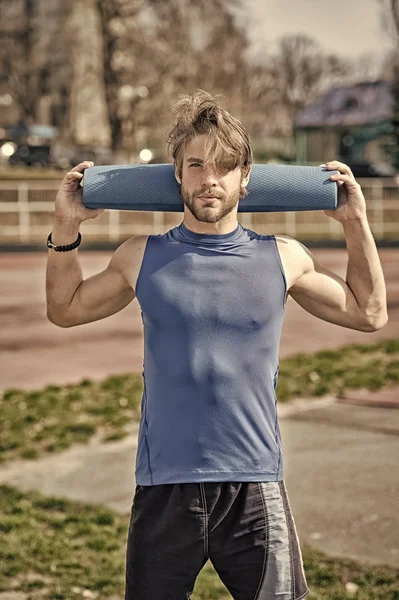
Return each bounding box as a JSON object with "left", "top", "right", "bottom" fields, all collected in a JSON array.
[{"left": 198, "top": 195, "right": 220, "bottom": 202}]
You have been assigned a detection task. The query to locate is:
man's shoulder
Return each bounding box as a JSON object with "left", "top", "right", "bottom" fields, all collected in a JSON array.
[
  {"left": 116, "top": 234, "right": 150, "bottom": 255},
  {"left": 113, "top": 225, "right": 180, "bottom": 268},
  {"left": 111, "top": 235, "right": 150, "bottom": 274},
  {"left": 274, "top": 235, "right": 315, "bottom": 289},
  {"left": 274, "top": 234, "right": 311, "bottom": 258}
]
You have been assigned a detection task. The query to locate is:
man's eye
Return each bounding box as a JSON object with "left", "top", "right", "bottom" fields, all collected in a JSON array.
[{"left": 190, "top": 163, "right": 201, "bottom": 167}]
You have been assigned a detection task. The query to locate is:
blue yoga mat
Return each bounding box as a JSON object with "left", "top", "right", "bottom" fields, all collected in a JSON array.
[{"left": 82, "top": 163, "right": 337, "bottom": 212}]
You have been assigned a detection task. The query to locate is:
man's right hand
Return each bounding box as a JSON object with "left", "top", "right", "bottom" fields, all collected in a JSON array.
[{"left": 54, "top": 161, "right": 105, "bottom": 224}]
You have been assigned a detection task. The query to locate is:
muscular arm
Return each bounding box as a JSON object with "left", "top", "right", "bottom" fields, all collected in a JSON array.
[
  {"left": 279, "top": 220, "right": 388, "bottom": 332},
  {"left": 342, "top": 218, "right": 388, "bottom": 330},
  {"left": 47, "top": 233, "right": 148, "bottom": 327}
]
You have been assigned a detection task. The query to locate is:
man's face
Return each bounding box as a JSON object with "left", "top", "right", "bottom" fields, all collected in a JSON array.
[{"left": 175, "top": 135, "right": 249, "bottom": 224}]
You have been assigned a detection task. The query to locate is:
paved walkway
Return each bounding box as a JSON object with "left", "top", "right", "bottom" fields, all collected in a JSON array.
[{"left": 0, "top": 395, "right": 398, "bottom": 569}]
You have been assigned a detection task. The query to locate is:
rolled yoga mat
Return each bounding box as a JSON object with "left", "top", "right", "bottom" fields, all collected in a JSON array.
[{"left": 82, "top": 163, "right": 338, "bottom": 212}]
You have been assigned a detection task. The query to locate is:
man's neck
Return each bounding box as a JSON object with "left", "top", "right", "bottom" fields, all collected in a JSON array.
[{"left": 182, "top": 212, "right": 239, "bottom": 235}]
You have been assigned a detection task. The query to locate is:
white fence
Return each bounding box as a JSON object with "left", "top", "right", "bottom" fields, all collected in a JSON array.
[{"left": 0, "top": 179, "right": 398, "bottom": 245}]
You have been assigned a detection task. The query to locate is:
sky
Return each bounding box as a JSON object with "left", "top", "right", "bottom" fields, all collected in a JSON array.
[{"left": 244, "top": 0, "right": 393, "bottom": 65}]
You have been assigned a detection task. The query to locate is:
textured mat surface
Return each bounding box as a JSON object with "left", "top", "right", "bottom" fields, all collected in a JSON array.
[{"left": 82, "top": 163, "right": 338, "bottom": 212}]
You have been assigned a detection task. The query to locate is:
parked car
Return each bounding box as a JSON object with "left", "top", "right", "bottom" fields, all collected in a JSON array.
[{"left": 8, "top": 144, "right": 51, "bottom": 167}]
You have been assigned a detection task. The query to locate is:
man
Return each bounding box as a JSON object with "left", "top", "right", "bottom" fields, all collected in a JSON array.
[{"left": 46, "top": 90, "right": 388, "bottom": 600}]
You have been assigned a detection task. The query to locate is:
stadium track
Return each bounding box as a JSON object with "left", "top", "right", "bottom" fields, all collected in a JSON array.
[{"left": 1, "top": 248, "right": 398, "bottom": 393}]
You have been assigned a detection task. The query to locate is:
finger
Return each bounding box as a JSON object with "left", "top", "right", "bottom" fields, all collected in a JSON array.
[
  {"left": 70, "top": 161, "right": 94, "bottom": 173},
  {"left": 64, "top": 171, "right": 84, "bottom": 184},
  {"left": 328, "top": 172, "right": 354, "bottom": 184},
  {"left": 324, "top": 160, "right": 352, "bottom": 175}
]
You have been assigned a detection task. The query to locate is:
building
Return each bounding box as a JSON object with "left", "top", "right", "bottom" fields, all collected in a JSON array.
[{"left": 295, "top": 80, "right": 396, "bottom": 174}]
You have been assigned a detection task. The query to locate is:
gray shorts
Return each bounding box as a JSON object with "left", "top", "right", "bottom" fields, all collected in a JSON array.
[{"left": 125, "top": 479, "right": 310, "bottom": 600}]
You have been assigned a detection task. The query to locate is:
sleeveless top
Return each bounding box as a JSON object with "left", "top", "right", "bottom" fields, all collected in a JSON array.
[{"left": 134, "top": 221, "right": 287, "bottom": 485}]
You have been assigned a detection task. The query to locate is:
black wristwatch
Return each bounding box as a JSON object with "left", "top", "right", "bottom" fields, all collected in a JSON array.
[{"left": 47, "top": 231, "right": 82, "bottom": 252}]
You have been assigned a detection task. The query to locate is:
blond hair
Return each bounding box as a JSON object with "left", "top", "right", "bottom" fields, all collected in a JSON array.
[{"left": 166, "top": 90, "right": 252, "bottom": 194}]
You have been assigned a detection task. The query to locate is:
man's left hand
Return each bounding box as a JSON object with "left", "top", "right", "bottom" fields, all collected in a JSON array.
[{"left": 321, "top": 160, "right": 367, "bottom": 223}]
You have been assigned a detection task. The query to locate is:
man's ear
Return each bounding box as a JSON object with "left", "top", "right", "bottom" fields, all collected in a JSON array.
[
  {"left": 175, "top": 169, "right": 181, "bottom": 185},
  {"left": 241, "top": 165, "right": 252, "bottom": 188}
]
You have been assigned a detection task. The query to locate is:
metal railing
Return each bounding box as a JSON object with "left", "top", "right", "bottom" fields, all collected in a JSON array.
[{"left": 0, "top": 179, "right": 398, "bottom": 244}]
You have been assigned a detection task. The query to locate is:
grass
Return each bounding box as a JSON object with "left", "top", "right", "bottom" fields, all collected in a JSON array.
[
  {"left": 277, "top": 338, "right": 399, "bottom": 401},
  {"left": 1, "top": 339, "right": 398, "bottom": 465},
  {"left": 1, "top": 484, "right": 399, "bottom": 600},
  {"left": 1, "top": 340, "right": 399, "bottom": 598}
]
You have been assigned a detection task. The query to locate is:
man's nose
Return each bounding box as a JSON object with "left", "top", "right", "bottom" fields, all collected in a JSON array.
[{"left": 201, "top": 168, "right": 218, "bottom": 187}]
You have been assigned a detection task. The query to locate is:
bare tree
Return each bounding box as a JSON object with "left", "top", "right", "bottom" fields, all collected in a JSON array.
[
  {"left": 95, "top": 0, "right": 251, "bottom": 155},
  {"left": 377, "top": 0, "right": 399, "bottom": 39},
  {"left": 0, "top": 0, "right": 36, "bottom": 121},
  {"left": 0, "top": 0, "right": 353, "bottom": 164},
  {"left": 377, "top": 0, "right": 399, "bottom": 78},
  {"left": 0, "top": 0, "right": 39, "bottom": 122},
  {"left": 266, "top": 34, "right": 349, "bottom": 135},
  {"left": 96, "top": 0, "right": 145, "bottom": 151},
  {"left": 67, "top": 0, "right": 112, "bottom": 148},
  {"left": 0, "top": 0, "right": 70, "bottom": 128},
  {"left": 377, "top": 0, "right": 399, "bottom": 170}
]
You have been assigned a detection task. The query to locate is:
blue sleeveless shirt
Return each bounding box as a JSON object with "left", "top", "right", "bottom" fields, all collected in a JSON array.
[{"left": 134, "top": 222, "right": 287, "bottom": 485}]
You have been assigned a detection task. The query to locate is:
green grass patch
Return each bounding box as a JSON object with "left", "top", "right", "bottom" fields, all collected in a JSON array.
[
  {"left": 0, "top": 374, "right": 144, "bottom": 464},
  {"left": 276, "top": 339, "right": 399, "bottom": 402},
  {"left": 0, "top": 485, "right": 398, "bottom": 599},
  {"left": 0, "top": 340, "right": 398, "bottom": 464}
]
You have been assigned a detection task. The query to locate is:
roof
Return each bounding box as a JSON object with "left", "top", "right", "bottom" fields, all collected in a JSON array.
[{"left": 296, "top": 80, "right": 393, "bottom": 128}]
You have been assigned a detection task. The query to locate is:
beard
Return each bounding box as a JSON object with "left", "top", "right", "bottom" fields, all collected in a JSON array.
[{"left": 180, "top": 182, "right": 241, "bottom": 223}]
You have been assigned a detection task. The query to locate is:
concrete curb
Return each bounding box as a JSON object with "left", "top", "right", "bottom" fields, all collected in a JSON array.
[
  {"left": 277, "top": 395, "right": 338, "bottom": 418},
  {"left": 336, "top": 387, "right": 399, "bottom": 409}
]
